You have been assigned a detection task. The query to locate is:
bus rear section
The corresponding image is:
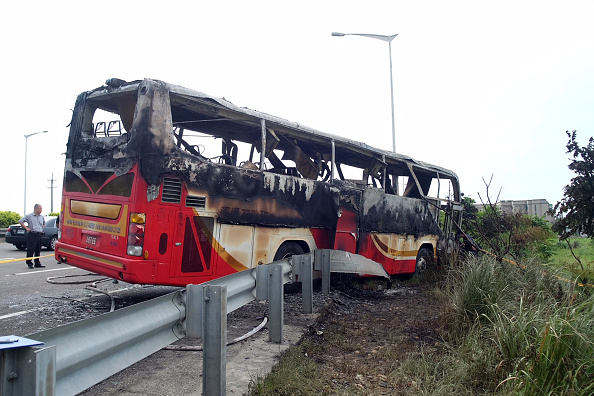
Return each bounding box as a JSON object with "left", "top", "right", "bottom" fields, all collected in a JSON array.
[
  {"left": 57, "top": 166, "right": 158, "bottom": 284},
  {"left": 57, "top": 168, "right": 255, "bottom": 286}
]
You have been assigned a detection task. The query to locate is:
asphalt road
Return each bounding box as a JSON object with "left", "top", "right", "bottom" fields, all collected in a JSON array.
[
  {"left": 0, "top": 241, "right": 180, "bottom": 337},
  {"left": 0, "top": 240, "right": 325, "bottom": 395}
]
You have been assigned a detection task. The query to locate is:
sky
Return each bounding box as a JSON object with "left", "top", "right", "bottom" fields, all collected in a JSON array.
[{"left": 1, "top": 1, "right": 593, "bottom": 217}]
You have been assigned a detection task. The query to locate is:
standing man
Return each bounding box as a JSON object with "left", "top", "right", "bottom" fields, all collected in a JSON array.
[{"left": 19, "top": 204, "right": 46, "bottom": 268}]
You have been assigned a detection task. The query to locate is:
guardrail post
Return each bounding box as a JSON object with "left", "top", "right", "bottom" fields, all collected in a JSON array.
[
  {"left": 202, "top": 285, "right": 227, "bottom": 396},
  {"left": 268, "top": 264, "right": 284, "bottom": 343},
  {"left": 315, "top": 249, "right": 331, "bottom": 294},
  {"left": 293, "top": 254, "right": 313, "bottom": 314},
  {"left": 185, "top": 284, "right": 204, "bottom": 338},
  {"left": 1, "top": 344, "right": 56, "bottom": 396},
  {"left": 255, "top": 264, "right": 269, "bottom": 302}
]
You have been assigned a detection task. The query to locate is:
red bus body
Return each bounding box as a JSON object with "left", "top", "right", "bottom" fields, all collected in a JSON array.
[{"left": 56, "top": 79, "right": 462, "bottom": 286}]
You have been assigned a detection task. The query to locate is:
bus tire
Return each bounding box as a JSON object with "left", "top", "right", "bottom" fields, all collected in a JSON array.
[
  {"left": 414, "top": 247, "right": 435, "bottom": 281},
  {"left": 274, "top": 242, "right": 306, "bottom": 293}
]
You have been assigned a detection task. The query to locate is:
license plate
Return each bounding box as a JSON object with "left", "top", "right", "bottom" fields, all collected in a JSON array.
[
  {"left": 16, "top": 230, "right": 25, "bottom": 234},
  {"left": 86, "top": 235, "right": 98, "bottom": 246}
]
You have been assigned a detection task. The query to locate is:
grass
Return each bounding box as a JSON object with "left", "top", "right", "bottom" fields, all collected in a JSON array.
[
  {"left": 248, "top": 344, "right": 335, "bottom": 395},
  {"left": 550, "top": 237, "right": 594, "bottom": 283},
  {"left": 445, "top": 255, "right": 594, "bottom": 395},
  {"left": 249, "top": 246, "right": 594, "bottom": 395}
]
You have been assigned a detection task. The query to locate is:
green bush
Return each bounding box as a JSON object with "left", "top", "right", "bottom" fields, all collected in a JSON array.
[
  {"left": 557, "top": 240, "right": 568, "bottom": 249},
  {"left": 0, "top": 211, "right": 22, "bottom": 228},
  {"left": 447, "top": 256, "right": 594, "bottom": 394}
]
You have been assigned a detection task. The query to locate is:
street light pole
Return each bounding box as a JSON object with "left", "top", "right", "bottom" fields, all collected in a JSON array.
[
  {"left": 24, "top": 130, "right": 48, "bottom": 215},
  {"left": 332, "top": 32, "right": 398, "bottom": 153}
]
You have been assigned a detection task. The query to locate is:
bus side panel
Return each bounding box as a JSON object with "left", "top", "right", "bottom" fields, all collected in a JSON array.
[
  {"left": 359, "top": 189, "right": 442, "bottom": 236},
  {"left": 358, "top": 233, "right": 440, "bottom": 275},
  {"left": 252, "top": 227, "right": 320, "bottom": 266},
  {"left": 168, "top": 160, "right": 340, "bottom": 229},
  {"left": 358, "top": 232, "right": 416, "bottom": 275},
  {"left": 216, "top": 223, "right": 254, "bottom": 274},
  {"left": 334, "top": 208, "right": 358, "bottom": 253},
  {"left": 309, "top": 228, "right": 334, "bottom": 251},
  {"left": 356, "top": 188, "right": 443, "bottom": 275},
  {"left": 333, "top": 187, "right": 362, "bottom": 253},
  {"left": 153, "top": 207, "right": 175, "bottom": 283}
]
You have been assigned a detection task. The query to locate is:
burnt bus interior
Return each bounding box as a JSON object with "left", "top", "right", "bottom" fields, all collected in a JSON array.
[{"left": 66, "top": 78, "right": 462, "bottom": 236}]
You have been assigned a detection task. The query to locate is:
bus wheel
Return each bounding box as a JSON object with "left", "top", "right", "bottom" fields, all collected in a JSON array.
[
  {"left": 274, "top": 242, "right": 305, "bottom": 261},
  {"left": 274, "top": 242, "right": 306, "bottom": 293},
  {"left": 415, "top": 248, "right": 435, "bottom": 281}
]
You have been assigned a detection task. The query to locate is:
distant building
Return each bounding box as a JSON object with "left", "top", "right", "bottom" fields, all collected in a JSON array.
[{"left": 476, "top": 199, "right": 554, "bottom": 223}]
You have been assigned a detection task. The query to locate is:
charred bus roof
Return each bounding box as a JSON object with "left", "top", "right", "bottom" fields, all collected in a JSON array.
[{"left": 76, "top": 78, "right": 460, "bottom": 200}]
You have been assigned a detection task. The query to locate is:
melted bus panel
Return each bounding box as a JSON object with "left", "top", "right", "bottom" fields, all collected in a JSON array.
[{"left": 56, "top": 78, "right": 463, "bottom": 286}]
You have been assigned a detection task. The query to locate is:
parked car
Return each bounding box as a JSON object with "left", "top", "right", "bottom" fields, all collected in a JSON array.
[{"left": 4, "top": 217, "right": 59, "bottom": 251}]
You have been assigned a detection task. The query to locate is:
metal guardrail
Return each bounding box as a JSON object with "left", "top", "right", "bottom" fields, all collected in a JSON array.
[{"left": 0, "top": 250, "right": 390, "bottom": 396}]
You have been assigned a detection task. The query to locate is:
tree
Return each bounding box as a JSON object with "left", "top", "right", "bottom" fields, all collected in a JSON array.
[
  {"left": 461, "top": 196, "right": 479, "bottom": 236},
  {"left": 550, "top": 130, "right": 594, "bottom": 240}
]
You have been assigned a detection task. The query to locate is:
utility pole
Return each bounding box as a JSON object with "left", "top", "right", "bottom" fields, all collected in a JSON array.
[{"left": 48, "top": 173, "right": 56, "bottom": 213}]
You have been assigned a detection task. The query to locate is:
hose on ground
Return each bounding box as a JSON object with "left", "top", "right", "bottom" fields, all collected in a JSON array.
[
  {"left": 164, "top": 316, "right": 269, "bottom": 351},
  {"left": 46, "top": 273, "right": 109, "bottom": 285},
  {"left": 84, "top": 286, "right": 116, "bottom": 312}
]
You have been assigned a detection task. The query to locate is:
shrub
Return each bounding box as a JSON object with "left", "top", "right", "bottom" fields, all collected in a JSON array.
[{"left": 0, "top": 211, "right": 21, "bottom": 228}]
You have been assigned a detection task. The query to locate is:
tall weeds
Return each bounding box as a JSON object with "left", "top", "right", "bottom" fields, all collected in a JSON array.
[{"left": 445, "top": 255, "right": 594, "bottom": 394}]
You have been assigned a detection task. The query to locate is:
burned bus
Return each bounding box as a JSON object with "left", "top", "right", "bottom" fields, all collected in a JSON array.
[{"left": 56, "top": 78, "right": 462, "bottom": 286}]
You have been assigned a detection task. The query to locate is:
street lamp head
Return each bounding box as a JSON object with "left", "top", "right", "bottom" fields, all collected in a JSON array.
[
  {"left": 331, "top": 32, "right": 398, "bottom": 43},
  {"left": 24, "top": 130, "right": 48, "bottom": 139}
]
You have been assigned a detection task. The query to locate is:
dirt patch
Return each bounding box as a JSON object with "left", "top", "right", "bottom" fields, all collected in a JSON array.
[{"left": 254, "top": 281, "right": 448, "bottom": 395}]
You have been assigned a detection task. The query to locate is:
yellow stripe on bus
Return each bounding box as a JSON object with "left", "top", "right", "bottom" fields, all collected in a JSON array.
[
  {"left": 371, "top": 233, "right": 436, "bottom": 259},
  {"left": 64, "top": 200, "right": 128, "bottom": 237},
  {"left": 71, "top": 200, "right": 122, "bottom": 219},
  {"left": 60, "top": 248, "right": 124, "bottom": 268}
]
